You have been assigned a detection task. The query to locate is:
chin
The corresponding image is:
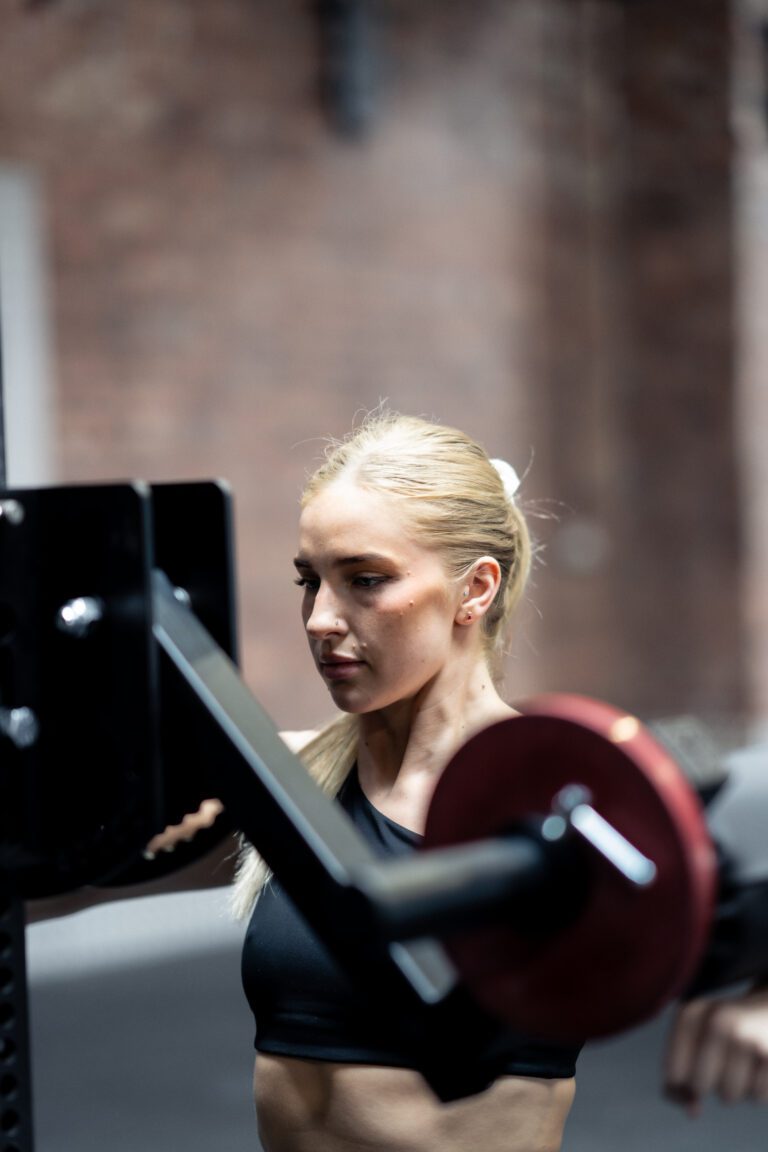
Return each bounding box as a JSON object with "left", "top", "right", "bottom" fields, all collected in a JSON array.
[
  {"left": 327, "top": 686, "right": 388, "bottom": 716},
  {"left": 326, "top": 688, "right": 367, "bottom": 714},
  {"left": 332, "top": 699, "right": 372, "bottom": 716}
]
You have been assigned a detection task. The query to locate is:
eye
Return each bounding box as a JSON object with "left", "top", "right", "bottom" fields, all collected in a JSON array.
[
  {"left": 294, "top": 576, "right": 319, "bottom": 592},
  {"left": 352, "top": 575, "right": 387, "bottom": 589}
]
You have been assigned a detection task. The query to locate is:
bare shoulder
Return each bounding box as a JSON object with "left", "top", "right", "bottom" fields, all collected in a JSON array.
[{"left": 280, "top": 729, "right": 319, "bottom": 754}]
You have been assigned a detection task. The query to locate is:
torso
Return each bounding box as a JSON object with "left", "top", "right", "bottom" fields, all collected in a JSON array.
[
  {"left": 244, "top": 756, "right": 580, "bottom": 1152},
  {"left": 254, "top": 1055, "right": 575, "bottom": 1152}
]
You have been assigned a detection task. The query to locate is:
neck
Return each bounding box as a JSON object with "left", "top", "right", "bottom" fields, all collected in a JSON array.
[{"left": 356, "top": 657, "right": 513, "bottom": 789}]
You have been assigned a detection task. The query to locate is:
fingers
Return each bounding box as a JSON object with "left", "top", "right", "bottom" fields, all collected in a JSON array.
[
  {"left": 144, "top": 798, "right": 225, "bottom": 858},
  {"left": 665, "top": 989, "right": 768, "bottom": 1109},
  {"left": 664, "top": 999, "right": 711, "bottom": 1114}
]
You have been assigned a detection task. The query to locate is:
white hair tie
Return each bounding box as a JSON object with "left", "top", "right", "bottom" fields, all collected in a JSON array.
[{"left": 490, "top": 458, "right": 520, "bottom": 503}]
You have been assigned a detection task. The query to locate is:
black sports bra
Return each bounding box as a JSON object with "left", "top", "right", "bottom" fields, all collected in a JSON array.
[{"left": 241, "top": 768, "right": 582, "bottom": 1078}]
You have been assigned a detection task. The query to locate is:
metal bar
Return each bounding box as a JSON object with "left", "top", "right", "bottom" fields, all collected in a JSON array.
[
  {"left": 151, "top": 568, "right": 513, "bottom": 1099},
  {"left": 355, "top": 835, "right": 557, "bottom": 941},
  {"left": 154, "top": 567, "right": 562, "bottom": 956},
  {"left": 152, "top": 568, "right": 455, "bottom": 995},
  {"left": 0, "top": 257, "right": 34, "bottom": 1152}
]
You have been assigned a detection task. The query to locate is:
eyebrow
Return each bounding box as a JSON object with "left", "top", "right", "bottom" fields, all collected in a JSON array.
[{"left": 293, "top": 553, "right": 392, "bottom": 570}]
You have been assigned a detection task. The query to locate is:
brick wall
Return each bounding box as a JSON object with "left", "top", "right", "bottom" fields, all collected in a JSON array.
[
  {"left": 527, "top": 1, "right": 745, "bottom": 723},
  {"left": 735, "top": 0, "right": 768, "bottom": 731},
  {"left": 0, "top": 0, "right": 753, "bottom": 736}
]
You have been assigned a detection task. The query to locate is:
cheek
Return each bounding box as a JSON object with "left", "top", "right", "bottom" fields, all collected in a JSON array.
[{"left": 379, "top": 589, "right": 453, "bottom": 649}]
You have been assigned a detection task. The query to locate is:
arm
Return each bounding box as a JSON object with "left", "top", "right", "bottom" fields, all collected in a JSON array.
[
  {"left": 665, "top": 987, "right": 768, "bottom": 1109},
  {"left": 24, "top": 811, "right": 238, "bottom": 923},
  {"left": 24, "top": 730, "right": 318, "bottom": 923}
]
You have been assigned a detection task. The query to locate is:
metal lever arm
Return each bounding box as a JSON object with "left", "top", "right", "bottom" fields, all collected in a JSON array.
[{"left": 151, "top": 569, "right": 510, "bottom": 1101}]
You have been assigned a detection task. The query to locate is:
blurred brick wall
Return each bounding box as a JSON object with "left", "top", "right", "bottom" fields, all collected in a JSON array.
[
  {"left": 735, "top": 0, "right": 768, "bottom": 731},
  {"left": 0, "top": 0, "right": 752, "bottom": 732},
  {"left": 525, "top": 1, "right": 746, "bottom": 724}
]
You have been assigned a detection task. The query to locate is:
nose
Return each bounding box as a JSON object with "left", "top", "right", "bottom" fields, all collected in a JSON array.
[{"left": 304, "top": 584, "right": 347, "bottom": 640}]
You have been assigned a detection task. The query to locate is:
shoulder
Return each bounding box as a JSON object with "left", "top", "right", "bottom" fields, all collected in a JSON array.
[{"left": 280, "top": 729, "right": 319, "bottom": 754}]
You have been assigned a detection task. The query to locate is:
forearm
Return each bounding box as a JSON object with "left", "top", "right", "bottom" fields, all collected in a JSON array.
[{"left": 24, "top": 832, "right": 238, "bottom": 924}]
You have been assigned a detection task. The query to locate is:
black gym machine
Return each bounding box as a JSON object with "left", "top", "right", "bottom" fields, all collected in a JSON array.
[{"left": 1, "top": 393, "right": 768, "bottom": 1152}]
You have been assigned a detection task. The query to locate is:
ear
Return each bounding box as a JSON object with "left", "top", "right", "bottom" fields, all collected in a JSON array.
[{"left": 455, "top": 557, "right": 502, "bottom": 626}]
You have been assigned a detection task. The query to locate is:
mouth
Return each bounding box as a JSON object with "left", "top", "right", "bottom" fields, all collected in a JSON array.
[{"left": 319, "top": 656, "right": 365, "bottom": 682}]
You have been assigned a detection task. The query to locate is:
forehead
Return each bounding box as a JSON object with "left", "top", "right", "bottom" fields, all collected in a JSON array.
[{"left": 298, "top": 480, "right": 422, "bottom": 559}]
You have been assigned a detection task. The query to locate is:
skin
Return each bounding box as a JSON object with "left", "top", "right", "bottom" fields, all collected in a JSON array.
[
  {"left": 294, "top": 477, "right": 513, "bottom": 819},
  {"left": 254, "top": 477, "right": 576, "bottom": 1152},
  {"left": 665, "top": 988, "right": 768, "bottom": 1110}
]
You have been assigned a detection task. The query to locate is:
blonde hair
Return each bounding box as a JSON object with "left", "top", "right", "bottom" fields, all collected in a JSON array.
[
  {"left": 231, "top": 411, "right": 532, "bottom": 919},
  {"left": 230, "top": 715, "right": 357, "bottom": 919}
]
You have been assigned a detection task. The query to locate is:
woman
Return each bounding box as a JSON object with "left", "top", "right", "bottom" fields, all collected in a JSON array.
[
  {"left": 233, "top": 411, "right": 580, "bottom": 1152},
  {"left": 31, "top": 411, "right": 580, "bottom": 1152}
]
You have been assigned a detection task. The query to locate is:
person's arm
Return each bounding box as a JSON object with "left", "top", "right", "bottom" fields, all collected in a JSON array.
[
  {"left": 25, "top": 730, "right": 318, "bottom": 924},
  {"left": 664, "top": 987, "right": 768, "bottom": 1109},
  {"left": 24, "top": 800, "right": 237, "bottom": 923}
]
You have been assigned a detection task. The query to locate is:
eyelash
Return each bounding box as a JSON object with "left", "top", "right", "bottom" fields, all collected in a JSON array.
[{"left": 293, "top": 576, "right": 387, "bottom": 591}]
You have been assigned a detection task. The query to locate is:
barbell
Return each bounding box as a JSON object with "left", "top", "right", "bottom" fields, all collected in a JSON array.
[
  {"left": 422, "top": 693, "right": 721, "bottom": 1041},
  {"left": 1, "top": 482, "right": 764, "bottom": 1062}
]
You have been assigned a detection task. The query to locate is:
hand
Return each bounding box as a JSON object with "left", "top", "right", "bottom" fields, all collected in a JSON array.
[
  {"left": 144, "top": 799, "right": 224, "bottom": 858},
  {"left": 664, "top": 988, "right": 768, "bottom": 1111}
]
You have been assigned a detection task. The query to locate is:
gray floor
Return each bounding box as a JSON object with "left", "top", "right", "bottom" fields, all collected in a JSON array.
[{"left": 25, "top": 891, "right": 764, "bottom": 1151}]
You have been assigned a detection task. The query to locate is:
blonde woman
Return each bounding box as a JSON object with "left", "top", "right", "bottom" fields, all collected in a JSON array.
[
  {"left": 235, "top": 412, "right": 580, "bottom": 1152},
  {"left": 32, "top": 412, "right": 581, "bottom": 1152}
]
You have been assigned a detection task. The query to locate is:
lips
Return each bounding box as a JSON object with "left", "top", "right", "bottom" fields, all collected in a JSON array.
[{"left": 319, "top": 656, "right": 365, "bottom": 682}]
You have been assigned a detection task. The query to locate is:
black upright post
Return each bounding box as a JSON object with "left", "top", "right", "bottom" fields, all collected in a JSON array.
[
  {"left": 0, "top": 297, "right": 6, "bottom": 486},
  {"left": 0, "top": 296, "right": 36, "bottom": 1152}
]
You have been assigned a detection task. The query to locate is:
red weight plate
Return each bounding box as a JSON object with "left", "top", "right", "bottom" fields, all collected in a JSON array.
[{"left": 423, "top": 694, "right": 718, "bottom": 1041}]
